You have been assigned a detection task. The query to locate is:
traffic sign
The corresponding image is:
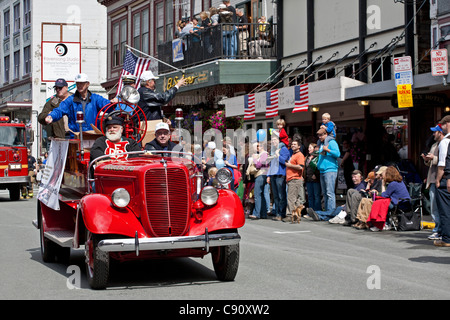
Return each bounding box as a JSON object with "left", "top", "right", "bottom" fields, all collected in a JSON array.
[
  {"left": 397, "top": 84, "right": 413, "bottom": 108},
  {"left": 394, "top": 56, "right": 413, "bottom": 86},
  {"left": 431, "top": 49, "right": 448, "bottom": 76}
]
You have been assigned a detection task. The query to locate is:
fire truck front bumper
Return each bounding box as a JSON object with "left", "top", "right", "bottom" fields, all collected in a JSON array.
[{"left": 97, "top": 230, "right": 240, "bottom": 254}]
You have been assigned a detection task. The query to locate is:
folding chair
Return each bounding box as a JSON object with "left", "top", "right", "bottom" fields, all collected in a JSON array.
[{"left": 389, "top": 182, "right": 423, "bottom": 231}]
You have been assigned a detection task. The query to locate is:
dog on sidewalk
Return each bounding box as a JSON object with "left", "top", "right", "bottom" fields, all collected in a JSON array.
[{"left": 291, "top": 205, "right": 304, "bottom": 223}]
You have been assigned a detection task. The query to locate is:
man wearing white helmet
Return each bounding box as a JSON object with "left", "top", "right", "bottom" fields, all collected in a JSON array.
[
  {"left": 45, "top": 73, "right": 112, "bottom": 136},
  {"left": 138, "top": 70, "right": 186, "bottom": 121}
]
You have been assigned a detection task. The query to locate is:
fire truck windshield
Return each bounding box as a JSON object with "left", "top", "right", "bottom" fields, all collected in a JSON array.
[{"left": 0, "top": 126, "right": 26, "bottom": 147}]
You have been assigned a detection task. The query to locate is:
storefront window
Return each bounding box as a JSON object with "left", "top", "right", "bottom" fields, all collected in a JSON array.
[{"left": 382, "top": 116, "right": 408, "bottom": 160}]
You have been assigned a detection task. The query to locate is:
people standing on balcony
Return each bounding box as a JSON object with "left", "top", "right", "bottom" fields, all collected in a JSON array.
[
  {"left": 249, "top": 16, "right": 271, "bottom": 59},
  {"left": 175, "top": 19, "right": 186, "bottom": 39},
  {"left": 209, "top": 7, "right": 219, "bottom": 26},
  {"left": 236, "top": 9, "right": 249, "bottom": 58},
  {"left": 219, "top": 2, "right": 237, "bottom": 59}
]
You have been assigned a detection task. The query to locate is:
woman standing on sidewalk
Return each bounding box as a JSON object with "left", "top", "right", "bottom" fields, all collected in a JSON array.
[{"left": 305, "top": 143, "right": 321, "bottom": 211}]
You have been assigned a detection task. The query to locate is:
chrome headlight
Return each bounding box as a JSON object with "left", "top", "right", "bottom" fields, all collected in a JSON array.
[
  {"left": 200, "top": 186, "right": 219, "bottom": 206},
  {"left": 216, "top": 168, "right": 232, "bottom": 186},
  {"left": 111, "top": 188, "right": 130, "bottom": 208}
]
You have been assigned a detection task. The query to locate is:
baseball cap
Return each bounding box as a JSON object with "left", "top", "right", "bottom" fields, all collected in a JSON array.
[
  {"left": 430, "top": 124, "right": 443, "bottom": 132},
  {"left": 155, "top": 122, "right": 170, "bottom": 133},
  {"left": 365, "top": 171, "right": 375, "bottom": 182},
  {"left": 376, "top": 166, "right": 387, "bottom": 175},
  {"left": 54, "top": 78, "right": 68, "bottom": 88},
  {"left": 141, "top": 70, "right": 159, "bottom": 81},
  {"left": 74, "top": 73, "right": 89, "bottom": 83}
]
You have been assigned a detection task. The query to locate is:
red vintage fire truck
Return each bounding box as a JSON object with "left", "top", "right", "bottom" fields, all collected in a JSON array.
[
  {"left": 33, "top": 94, "right": 245, "bottom": 289},
  {"left": 0, "top": 116, "right": 31, "bottom": 200}
]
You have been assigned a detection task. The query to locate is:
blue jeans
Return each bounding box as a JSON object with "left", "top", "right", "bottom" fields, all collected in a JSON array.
[
  {"left": 222, "top": 27, "right": 237, "bottom": 58},
  {"left": 306, "top": 181, "right": 322, "bottom": 211},
  {"left": 320, "top": 171, "right": 337, "bottom": 212},
  {"left": 264, "top": 182, "right": 271, "bottom": 213},
  {"left": 253, "top": 175, "right": 267, "bottom": 218},
  {"left": 429, "top": 184, "right": 441, "bottom": 233},
  {"left": 316, "top": 206, "right": 342, "bottom": 221},
  {"left": 270, "top": 175, "right": 287, "bottom": 218}
]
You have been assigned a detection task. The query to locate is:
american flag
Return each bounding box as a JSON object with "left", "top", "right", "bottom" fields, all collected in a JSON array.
[
  {"left": 116, "top": 49, "right": 152, "bottom": 96},
  {"left": 244, "top": 94, "right": 256, "bottom": 120},
  {"left": 292, "top": 84, "right": 309, "bottom": 113},
  {"left": 266, "top": 89, "right": 279, "bottom": 118}
]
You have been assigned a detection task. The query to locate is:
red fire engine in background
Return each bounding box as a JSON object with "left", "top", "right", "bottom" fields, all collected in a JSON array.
[{"left": 0, "top": 116, "right": 31, "bottom": 200}]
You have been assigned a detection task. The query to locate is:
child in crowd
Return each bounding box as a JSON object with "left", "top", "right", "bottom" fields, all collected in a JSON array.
[
  {"left": 207, "top": 167, "right": 220, "bottom": 188},
  {"left": 276, "top": 119, "right": 289, "bottom": 147},
  {"left": 318, "top": 113, "right": 336, "bottom": 150}
]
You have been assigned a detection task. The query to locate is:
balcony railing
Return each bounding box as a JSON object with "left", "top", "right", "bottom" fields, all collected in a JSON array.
[{"left": 157, "top": 23, "right": 277, "bottom": 74}]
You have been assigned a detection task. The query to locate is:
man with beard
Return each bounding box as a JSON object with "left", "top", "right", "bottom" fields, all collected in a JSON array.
[{"left": 90, "top": 116, "right": 141, "bottom": 163}]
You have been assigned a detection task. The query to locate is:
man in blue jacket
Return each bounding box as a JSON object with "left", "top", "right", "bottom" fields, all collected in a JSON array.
[
  {"left": 45, "top": 73, "right": 112, "bottom": 136},
  {"left": 266, "top": 131, "right": 290, "bottom": 221},
  {"left": 316, "top": 128, "right": 340, "bottom": 212}
]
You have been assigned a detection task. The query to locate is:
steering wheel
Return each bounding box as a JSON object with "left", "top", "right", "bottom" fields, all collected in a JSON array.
[{"left": 95, "top": 101, "right": 147, "bottom": 144}]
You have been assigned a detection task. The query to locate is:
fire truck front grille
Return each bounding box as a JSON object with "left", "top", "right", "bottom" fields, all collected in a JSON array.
[{"left": 144, "top": 167, "right": 190, "bottom": 237}]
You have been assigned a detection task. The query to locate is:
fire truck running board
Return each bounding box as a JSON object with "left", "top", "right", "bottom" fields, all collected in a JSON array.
[{"left": 44, "top": 230, "right": 74, "bottom": 248}]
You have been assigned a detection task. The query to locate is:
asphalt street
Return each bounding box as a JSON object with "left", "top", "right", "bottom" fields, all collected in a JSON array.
[{"left": 1, "top": 190, "right": 449, "bottom": 301}]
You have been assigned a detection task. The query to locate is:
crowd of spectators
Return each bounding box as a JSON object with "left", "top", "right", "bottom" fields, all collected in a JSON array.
[
  {"left": 173, "top": 0, "right": 274, "bottom": 60},
  {"left": 193, "top": 113, "right": 450, "bottom": 241}
]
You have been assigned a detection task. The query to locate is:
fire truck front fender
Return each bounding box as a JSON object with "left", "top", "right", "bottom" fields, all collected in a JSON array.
[
  {"left": 80, "top": 194, "right": 146, "bottom": 238},
  {"left": 191, "top": 189, "right": 245, "bottom": 234}
]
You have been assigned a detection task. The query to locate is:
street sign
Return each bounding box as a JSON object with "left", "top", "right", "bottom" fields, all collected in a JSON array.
[
  {"left": 431, "top": 49, "right": 448, "bottom": 76},
  {"left": 394, "top": 56, "right": 413, "bottom": 86},
  {"left": 397, "top": 84, "right": 413, "bottom": 108}
]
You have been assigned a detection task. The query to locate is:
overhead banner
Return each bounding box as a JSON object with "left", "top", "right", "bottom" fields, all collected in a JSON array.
[
  {"left": 41, "top": 41, "right": 81, "bottom": 82},
  {"left": 38, "top": 140, "right": 69, "bottom": 210},
  {"left": 397, "top": 84, "right": 413, "bottom": 108}
]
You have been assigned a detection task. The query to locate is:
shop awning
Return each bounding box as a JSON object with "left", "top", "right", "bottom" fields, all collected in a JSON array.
[{"left": 225, "top": 76, "right": 365, "bottom": 117}]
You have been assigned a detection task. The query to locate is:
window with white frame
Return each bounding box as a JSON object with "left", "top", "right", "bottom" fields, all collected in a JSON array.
[
  {"left": 133, "top": 7, "right": 149, "bottom": 54},
  {"left": 14, "top": 50, "right": 20, "bottom": 79},
  {"left": 24, "top": 0, "right": 31, "bottom": 27},
  {"left": 4, "top": 10, "right": 10, "bottom": 39},
  {"left": 4, "top": 55, "right": 10, "bottom": 83},
  {"left": 13, "top": 3, "right": 20, "bottom": 33},
  {"left": 112, "top": 17, "right": 127, "bottom": 67},
  {"left": 24, "top": 46, "right": 31, "bottom": 75}
]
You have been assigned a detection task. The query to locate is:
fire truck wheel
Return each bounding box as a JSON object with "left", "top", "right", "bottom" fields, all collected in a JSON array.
[
  {"left": 211, "top": 243, "right": 240, "bottom": 281},
  {"left": 9, "top": 186, "right": 20, "bottom": 201},
  {"left": 85, "top": 230, "right": 109, "bottom": 290},
  {"left": 39, "top": 206, "right": 58, "bottom": 263}
]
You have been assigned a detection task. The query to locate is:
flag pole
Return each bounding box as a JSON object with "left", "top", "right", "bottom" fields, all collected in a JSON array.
[{"left": 125, "top": 44, "right": 185, "bottom": 74}]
